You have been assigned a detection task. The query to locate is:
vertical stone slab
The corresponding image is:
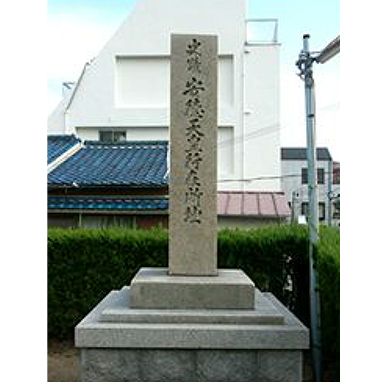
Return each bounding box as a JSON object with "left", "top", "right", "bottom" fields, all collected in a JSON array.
[{"left": 169, "top": 34, "right": 218, "bottom": 276}]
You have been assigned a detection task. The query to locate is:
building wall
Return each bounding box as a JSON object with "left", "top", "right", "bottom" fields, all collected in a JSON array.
[
  {"left": 48, "top": 213, "right": 168, "bottom": 230},
  {"left": 48, "top": 0, "right": 281, "bottom": 192},
  {"left": 217, "top": 216, "right": 285, "bottom": 229},
  {"left": 242, "top": 45, "right": 280, "bottom": 191},
  {"left": 48, "top": 212, "right": 282, "bottom": 230},
  {"left": 281, "top": 159, "right": 340, "bottom": 226}
]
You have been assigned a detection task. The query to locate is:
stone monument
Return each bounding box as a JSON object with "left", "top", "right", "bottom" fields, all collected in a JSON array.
[
  {"left": 76, "top": 34, "right": 309, "bottom": 382},
  {"left": 169, "top": 34, "right": 217, "bottom": 277}
]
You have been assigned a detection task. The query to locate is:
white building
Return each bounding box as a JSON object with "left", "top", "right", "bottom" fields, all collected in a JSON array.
[
  {"left": 48, "top": 0, "right": 281, "bottom": 192},
  {"left": 281, "top": 147, "right": 340, "bottom": 226}
]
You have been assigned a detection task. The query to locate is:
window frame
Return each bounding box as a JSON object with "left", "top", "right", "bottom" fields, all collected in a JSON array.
[
  {"left": 99, "top": 130, "right": 127, "bottom": 143},
  {"left": 301, "top": 167, "right": 325, "bottom": 184},
  {"left": 319, "top": 202, "right": 325, "bottom": 221}
]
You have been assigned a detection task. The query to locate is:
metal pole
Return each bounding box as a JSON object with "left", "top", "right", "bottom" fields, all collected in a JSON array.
[{"left": 297, "top": 34, "right": 322, "bottom": 382}]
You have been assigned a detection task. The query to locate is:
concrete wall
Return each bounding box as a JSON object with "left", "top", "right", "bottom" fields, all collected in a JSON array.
[
  {"left": 242, "top": 45, "right": 280, "bottom": 191},
  {"left": 48, "top": 0, "right": 281, "bottom": 191}
]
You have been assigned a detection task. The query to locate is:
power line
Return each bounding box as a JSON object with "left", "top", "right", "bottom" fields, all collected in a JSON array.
[
  {"left": 217, "top": 170, "right": 338, "bottom": 183},
  {"left": 217, "top": 122, "right": 280, "bottom": 148},
  {"left": 218, "top": 173, "right": 299, "bottom": 183},
  {"left": 216, "top": 101, "right": 339, "bottom": 149}
]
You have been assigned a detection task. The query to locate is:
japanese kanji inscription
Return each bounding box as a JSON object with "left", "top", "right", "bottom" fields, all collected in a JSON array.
[{"left": 169, "top": 34, "right": 218, "bottom": 276}]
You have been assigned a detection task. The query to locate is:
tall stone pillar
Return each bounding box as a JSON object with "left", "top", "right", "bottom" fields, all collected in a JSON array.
[{"left": 169, "top": 34, "right": 218, "bottom": 276}]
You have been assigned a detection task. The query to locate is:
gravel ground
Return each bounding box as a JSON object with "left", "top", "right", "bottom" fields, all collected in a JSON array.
[
  {"left": 48, "top": 341, "right": 315, "bottom": 382},
  {"left": 48, "top": 341, "right": 79, "bottom": 382}
]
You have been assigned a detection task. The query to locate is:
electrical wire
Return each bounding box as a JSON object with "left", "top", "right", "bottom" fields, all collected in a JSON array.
[
  {"left": 217, "top": 170, "right": 339, "bottom": 183},
  {"left": 216, "top": 102, "right": 339, "bottom": 149}
]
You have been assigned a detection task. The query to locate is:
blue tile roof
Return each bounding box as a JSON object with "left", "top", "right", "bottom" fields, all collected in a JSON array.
[
  {"left": 47, "top": 135, "right": 81, "bottom": 164},
  {"left": 48, "top": 140, "right": 168, "bottom": 187},
  {"left": 48, "top": 195, "right": 168, "bottom": 211}
]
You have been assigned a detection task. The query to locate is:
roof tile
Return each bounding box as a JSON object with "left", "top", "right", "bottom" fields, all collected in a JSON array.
[
  {"left": 47, "top": 134, "right": 80, "bottom": 164},
  {"left": 48, "top": 140, "right": 168, "bottom": 187},
  {"left": 48, "top": 191, "right": 290, "bottom": 218},
  {"left": 218, "top": 191, "right": 290, "bottom": 218},
  {"left": 48, "top": 195, "right": 168, "bottom": 211}
]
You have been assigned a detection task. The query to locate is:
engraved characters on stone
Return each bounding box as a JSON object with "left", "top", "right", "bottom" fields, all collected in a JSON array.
[{"left": 183, "top": 39, "right": 206, "bottom": 224}]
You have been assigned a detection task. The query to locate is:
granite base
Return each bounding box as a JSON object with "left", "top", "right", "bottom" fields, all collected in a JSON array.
[
  {"left": 130, "top": 267, "right": 255, "bottom": 309},
  {"left": 75, "top": 275, "right": 309, "bottom": 382},
  {"left": 80, "top": 348, "right": 302, "bottom": 382}
]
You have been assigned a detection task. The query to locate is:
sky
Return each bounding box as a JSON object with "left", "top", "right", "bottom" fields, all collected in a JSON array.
[{"left": 47, "top": 0, "right": 340, "bottom": 159}]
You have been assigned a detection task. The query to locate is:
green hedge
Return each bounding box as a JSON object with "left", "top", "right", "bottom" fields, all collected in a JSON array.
[
  {"left": 48, "top": 225, "right": 339, "bottom": 375},
  {"left": 316, "top": 227, "right": 340, "bottom": 378}
]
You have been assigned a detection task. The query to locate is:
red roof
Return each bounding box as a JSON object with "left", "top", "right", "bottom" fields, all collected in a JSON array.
[{"left": 217, "top": 191, "right": 290, "bottom": 218}]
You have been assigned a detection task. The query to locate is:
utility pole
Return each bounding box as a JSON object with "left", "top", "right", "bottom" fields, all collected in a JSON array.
[
  {"left": 296, "top": 35, "right": 339, "bottom": 380},
  {"left": 296, "top": 34, "right": 322, "bottom": 382}
]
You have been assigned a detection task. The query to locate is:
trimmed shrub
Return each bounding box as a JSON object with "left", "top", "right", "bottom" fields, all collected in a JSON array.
[
  {"left": 48, "top": 225, "right": 339, "bottom": 376},
  {"left": 48, "top": 228, "right": 168, "bottom": 339},
  {"left": 317, "top": 226, "right": 340, "bottom": 378}
]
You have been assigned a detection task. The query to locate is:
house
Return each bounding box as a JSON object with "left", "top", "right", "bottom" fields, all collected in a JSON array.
[
  {"left": 48, "top": 0, "right": 281, "bottom": 192},
  {"left": 280, "top": 147, "right": 340, "bottom": 226},
  {"left": 48, "top": 138, "right": 169, "bottom": 229},
  {"left": 48, "top": 136, "right": 290, "bottom": 228},
  {"left": 217, "top": 191, "right": 291, "bottom": 228}
]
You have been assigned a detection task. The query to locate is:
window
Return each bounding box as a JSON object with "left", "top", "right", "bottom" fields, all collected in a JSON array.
[
  {"left": 317, "top": 168, "right": 325, "bottom": 184},
  {"left": 99, "top": 130, "right": 127, "bottom": 143},
  {"left": 319, "top": 202, "right": 325, "bottom": 221},
  {"left": 301, "top": 168, "right": 308, "bottom": 184},
  {"left": 333, "top": 167, "right": 340, "bottom": 184},
  {"left": 301, "top": 168, "right": 325, "bottom": 184},
  {"left": 333, "top": 197, "right": 340, "bottom": 219},
  {"left": 81, "top": 214, "right": 135, "bottom": 229},
  {"left": 301, "top": 202, "right": 325, "bottom": 221},
  {"left": 301, "top": 202, "right": 309, "bottom": 216}
]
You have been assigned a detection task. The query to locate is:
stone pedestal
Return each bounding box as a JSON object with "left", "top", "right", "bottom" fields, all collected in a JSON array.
[
  {"left": 130, "top": 268, "right": 255, "bottom": 309},
  {"left": 75, "top": 268, "right": 309, "bottom": 382}
]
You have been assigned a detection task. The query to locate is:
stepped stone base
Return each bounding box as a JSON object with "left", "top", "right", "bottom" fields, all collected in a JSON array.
[
  {"left": 130, "top": 267, "right": 255, "bottom": 309},
  {"left": 75, "top": 269, "right": 309, "bottom": 382}
]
